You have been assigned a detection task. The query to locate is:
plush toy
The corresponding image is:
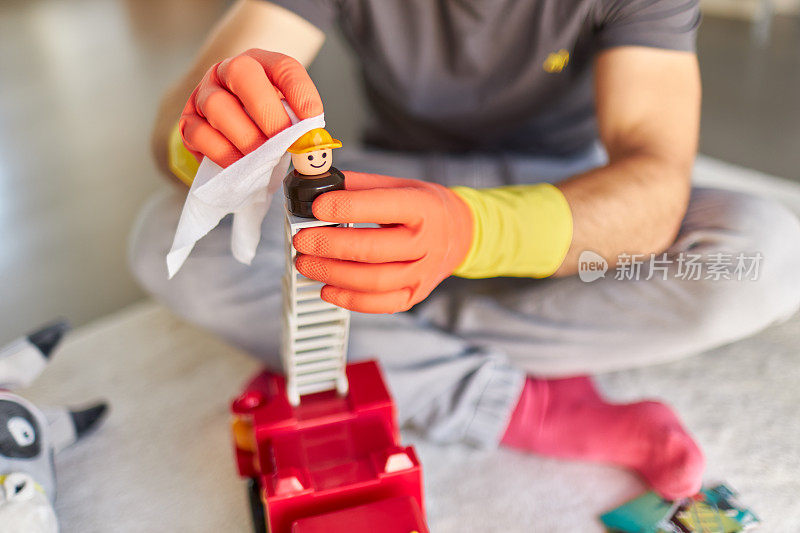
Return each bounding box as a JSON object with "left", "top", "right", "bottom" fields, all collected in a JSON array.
[{"left": 0, "top": 321, "right": 107, "bottom": 533}]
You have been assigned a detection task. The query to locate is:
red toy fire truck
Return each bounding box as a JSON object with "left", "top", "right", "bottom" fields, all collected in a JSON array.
[{"left": 230, "top": 360, "right": 429, "bottom": 532}]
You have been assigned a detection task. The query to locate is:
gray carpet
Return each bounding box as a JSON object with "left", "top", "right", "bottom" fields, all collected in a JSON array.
[{"left": 19, "top": 156, "right": 800, "bottom": 532}]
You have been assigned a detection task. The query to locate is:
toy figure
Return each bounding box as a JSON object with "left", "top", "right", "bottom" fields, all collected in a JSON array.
[
  {"left": 0, "top": 321, "right": 108, "bottom": 533},
  {"left": 283, "top": 128, "right": 344, "bottom": 218}
]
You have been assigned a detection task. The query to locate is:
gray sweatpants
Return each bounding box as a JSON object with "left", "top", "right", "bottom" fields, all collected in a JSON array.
[{"left": 128, "top": 147, "right": 800, "bottom": 447}]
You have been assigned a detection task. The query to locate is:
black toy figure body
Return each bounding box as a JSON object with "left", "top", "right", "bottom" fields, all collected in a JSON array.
[{"left": 284, "top": 168, "right": 345, "bottom": 219}]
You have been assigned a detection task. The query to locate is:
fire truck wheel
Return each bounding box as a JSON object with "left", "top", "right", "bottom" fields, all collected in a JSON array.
[{"left": 247, "top": 478, "right": 267, "bottom": 533}]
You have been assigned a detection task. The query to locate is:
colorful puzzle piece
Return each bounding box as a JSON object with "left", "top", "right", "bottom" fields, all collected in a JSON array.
[{"left": 601, "top": 484, "right": 760, "bottom": 533}]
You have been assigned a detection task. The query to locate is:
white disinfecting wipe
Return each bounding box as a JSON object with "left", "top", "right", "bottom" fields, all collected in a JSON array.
[{"left": 166, "top": 103, "right": 323, "bottom": 278}]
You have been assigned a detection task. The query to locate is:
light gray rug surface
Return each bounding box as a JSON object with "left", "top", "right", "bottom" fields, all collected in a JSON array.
[{"left": 19, "top": 156, "right": 800, "bottom": 532}]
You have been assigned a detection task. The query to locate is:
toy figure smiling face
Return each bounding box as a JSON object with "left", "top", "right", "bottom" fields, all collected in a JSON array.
[
  {"left": 287, "top": 128, "right": 342, "bottom": 177},
  {"left": 291, "top": 148, "right": 333, "bottom": 176}
]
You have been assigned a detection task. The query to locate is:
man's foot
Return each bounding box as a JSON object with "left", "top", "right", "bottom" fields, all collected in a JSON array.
[{"left": 501, "top": 376, "right": 704, "bottom": 500}]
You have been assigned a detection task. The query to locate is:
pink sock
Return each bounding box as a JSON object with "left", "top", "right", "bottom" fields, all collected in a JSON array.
[{"left": 501, "top": 376, "right": 704, "bottom": 500}]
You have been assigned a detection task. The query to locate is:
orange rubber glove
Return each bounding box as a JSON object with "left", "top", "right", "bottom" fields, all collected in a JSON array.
[
  {"left": 293, "top": 172, "right": 474, "bottom": 314},
  {"left": 179, "top": 49, "right": 323, "bottom": 168}
]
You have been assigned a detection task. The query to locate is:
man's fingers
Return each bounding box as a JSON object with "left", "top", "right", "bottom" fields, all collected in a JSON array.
[
  {"left": 195, "top": 77, "right": 267, "bottom": 154},
  {"left": 181, "top": 50, "right": 323, "bottom": 166},
  {"left": 179, "top": 115, "right": 243, "bottom": 168},
  {"left": 296, "top": 255, "right": 419, "bottom": 293},
  {"left": 216, "top": 54, "right": 293, "bottom": 138},
  {"left": 241, "top": 49, "right": 323, "bottom": 120},
  {"left": 293, "top": 226, "right": 421, "bottom": 263},
  {"left": 343, "top": 171, "right": 423, "bottom": 191},
  {"left": 320, "top": 285, "right": 413, "bottom": 314},
  {"left": 312, "top": 188, "right": 426, "bottom": 225}
]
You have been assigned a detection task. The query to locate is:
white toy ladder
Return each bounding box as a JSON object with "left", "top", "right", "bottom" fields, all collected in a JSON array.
[{"left": 281, "top": 206, "right": 351, "bottom": 406}]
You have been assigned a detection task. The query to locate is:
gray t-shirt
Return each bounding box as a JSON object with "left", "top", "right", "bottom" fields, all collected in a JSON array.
[{"left": 269, "top": 0, "right": 700, "bottom": 156}]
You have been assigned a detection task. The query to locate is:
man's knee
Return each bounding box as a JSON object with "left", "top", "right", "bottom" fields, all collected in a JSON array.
[
  {"left": 127, "top": 190, "right": 287, "bottom": 361},
  {"left": 686, "top": 190, "right": 800, "bottom": 333},
  {"left": 127, "top": 188, "right": 232, "bottom": 324},
  {"left": 737, "top": 193, "right": 800, "bottom": 321},
  {"left": 128, "top": 190, "right": 182, "bottom": 300}
]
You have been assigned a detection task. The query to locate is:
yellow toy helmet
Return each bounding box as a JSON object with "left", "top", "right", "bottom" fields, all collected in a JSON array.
[{"left": 287, "top": 128, "right": 342, "bottom": 154}]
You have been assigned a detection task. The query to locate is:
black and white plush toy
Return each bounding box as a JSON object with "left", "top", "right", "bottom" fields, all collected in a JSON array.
[{"left": 0, "top": 321, "right": 107, "bottom": 533}]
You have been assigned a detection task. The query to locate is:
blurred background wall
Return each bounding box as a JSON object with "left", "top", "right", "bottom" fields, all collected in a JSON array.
[{"left": 0, "top": 0, "right": 798, "bottom": 341}]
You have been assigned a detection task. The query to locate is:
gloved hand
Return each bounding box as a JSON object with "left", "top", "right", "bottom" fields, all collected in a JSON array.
[
  {"left": 179, "top": 49, "right": 322, "bottom": 168},
  {"left": 293, "top": 172, "right": 474, "bottom": 313},
  {"left": 294, "top": 172, "right": 575, "bottom": 314}
]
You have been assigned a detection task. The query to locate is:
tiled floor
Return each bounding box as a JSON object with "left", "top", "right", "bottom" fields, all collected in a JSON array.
[{"left": 0, "top": 0, "right": 798, "bottom": 341}]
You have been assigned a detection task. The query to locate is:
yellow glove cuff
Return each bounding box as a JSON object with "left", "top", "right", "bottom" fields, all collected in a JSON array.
[
  {"left": 168, "top": 121, "right": 199, "bottom": 187},
  {"left": 451, "top": 183, "right": 573, "bottom": 279}
]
